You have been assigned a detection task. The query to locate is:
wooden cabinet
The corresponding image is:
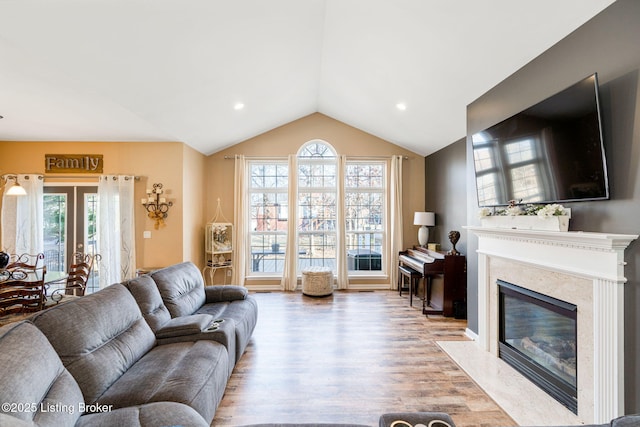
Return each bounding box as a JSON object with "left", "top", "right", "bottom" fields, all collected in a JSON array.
[{"left": 437, "top": 254, "right": 466, "bottom": 317}]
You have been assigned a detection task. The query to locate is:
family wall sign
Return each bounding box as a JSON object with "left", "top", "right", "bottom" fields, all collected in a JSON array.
[{"left": 45, "top": 154, "right": 103, "bottom": 174}]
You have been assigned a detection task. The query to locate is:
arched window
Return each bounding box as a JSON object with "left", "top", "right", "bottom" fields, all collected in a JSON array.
[
  {"left": 245, "top": 140, "right": 389, "bottom": 287},
  {"left": 297, "top": 141, "right": 338, "bottom": 271}
]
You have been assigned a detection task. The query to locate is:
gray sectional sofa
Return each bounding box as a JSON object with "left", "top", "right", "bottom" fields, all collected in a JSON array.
[
  {"left": 0, "top": 261, "right": 257, "bottom": 427},
  {"left": 1, "top": 259, "right": 637, "bottom": 427}
]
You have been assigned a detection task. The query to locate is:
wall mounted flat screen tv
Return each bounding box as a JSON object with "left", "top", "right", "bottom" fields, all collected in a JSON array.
[{"left": 472, "top": 73, "right": 609, "bottom": 207}]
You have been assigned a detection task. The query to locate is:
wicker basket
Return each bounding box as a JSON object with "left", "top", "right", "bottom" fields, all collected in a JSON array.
[{"left": 301, "top": 266, "right": 333, "bottom": 296}]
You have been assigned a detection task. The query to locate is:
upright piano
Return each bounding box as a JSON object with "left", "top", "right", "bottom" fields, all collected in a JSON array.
[{"left": 398, "top": 246, "right": 466, "bottom": 317}]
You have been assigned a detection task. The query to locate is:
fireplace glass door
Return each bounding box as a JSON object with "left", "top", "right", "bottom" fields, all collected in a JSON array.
[{"left": 498, "top": 280, "right": 577, "bottom": 413}]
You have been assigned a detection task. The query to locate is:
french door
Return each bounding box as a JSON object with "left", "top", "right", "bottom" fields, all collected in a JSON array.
[{"left": 43, "top": 185, "right": 99, "bottom": 293}]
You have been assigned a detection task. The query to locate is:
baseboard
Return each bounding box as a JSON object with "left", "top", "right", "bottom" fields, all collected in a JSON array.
[{"left": 464, "top": 327, "right": 478, "bottom": 341}]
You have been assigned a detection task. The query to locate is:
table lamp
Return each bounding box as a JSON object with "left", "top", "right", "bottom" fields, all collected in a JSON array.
[{"left": 414, "top": 212, "right": 435, "bottom": 247}]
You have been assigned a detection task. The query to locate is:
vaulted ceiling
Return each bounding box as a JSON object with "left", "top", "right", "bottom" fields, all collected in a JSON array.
[{"left": 0, "top": 0, "right": 615, "bottom": 156}]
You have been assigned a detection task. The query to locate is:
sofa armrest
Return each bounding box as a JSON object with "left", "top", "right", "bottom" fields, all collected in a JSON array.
[
  {"left": 611, "top": 415, "right": 640, "bottom": 427},
  {"left": 204, "top": 285, "right": 248, "bottom": 302},
  {"left": 155, "top": 314, "right": 214, "bottom": 338}
]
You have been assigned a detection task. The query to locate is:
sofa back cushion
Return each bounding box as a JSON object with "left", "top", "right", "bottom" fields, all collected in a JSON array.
[
  {"left": 150, "top": 262, "right": 206, "bottom": 317},
  {"left": 0, "top": 321, "right": 83, "bottom": 426},
  {"left": 31, "top": 284, "right": 156, "bottom": 405},
  {"left": 123, "top": 274, "right": 172, "bottom": 333}
]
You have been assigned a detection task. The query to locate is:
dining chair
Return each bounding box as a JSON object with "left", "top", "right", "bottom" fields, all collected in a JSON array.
[
  {"left": 0, "top": 255, "right": 47, "bottom": 315},
  {"left": 6, "top": 252, "right": 45, "bottom": 271},
  {"left": 50, "top": 252, "right": 101, "bottom": 303}
]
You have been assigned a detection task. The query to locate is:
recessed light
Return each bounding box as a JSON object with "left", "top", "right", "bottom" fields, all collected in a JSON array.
[
  {"left": 396, "top": 103, "right": 407, "bottom": 111},
  {"left": 234, "top": 103, "right": 245, "bottom": 111}
]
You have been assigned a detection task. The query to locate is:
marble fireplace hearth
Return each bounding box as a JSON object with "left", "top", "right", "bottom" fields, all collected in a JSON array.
[{"left": 462, "top": 227, "right": 637, "bottom": 425}]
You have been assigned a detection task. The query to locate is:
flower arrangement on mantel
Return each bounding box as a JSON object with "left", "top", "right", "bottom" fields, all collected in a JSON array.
[{"left": 478, "top": 201, "right": 571, "bottom": 231}]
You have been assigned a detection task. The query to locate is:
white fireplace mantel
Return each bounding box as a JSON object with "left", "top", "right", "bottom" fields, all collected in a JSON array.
[{"left": 466, "top": 226, "right": 637, "bottom": 424}]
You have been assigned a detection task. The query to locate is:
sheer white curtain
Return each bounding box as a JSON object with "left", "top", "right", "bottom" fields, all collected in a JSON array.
[
  {"left": 335, "top": 155, "right": 349, "bottom": 289},
  {"left": 389, "top": 155, "right": 404, "bottom": 289},
  {"left": 1, "top": 174, "right": 44, "bottom": 255},
  {"left": 232, "top": 155, "right": 248, "bottom": 287},
  {"left": 280, "top": 154, "right": 298, "bottom": 291},
  {"left": 98, "top": 175, "right": 136, "bottom": 288}
]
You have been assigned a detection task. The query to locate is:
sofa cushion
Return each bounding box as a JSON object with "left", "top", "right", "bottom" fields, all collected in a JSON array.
[
  {"left": 0, "top": 321, "right": 83, "bottom": 426},
  {"left": 125, "top": 273, "right": 237, "bottom": 369},
  {"left": 151, "top": 262, "right": 206, "bottom": 317},
  {"left": 123, "top": 274, "right": 172, "bottom": 332},
  {"left": 0, "top": 414, "right": 33, "bottom": 427},
  {"left": 156, "top": 317, "right": 237, "bottom": 377},
  {"left": 31, "top": 284, "right": 156, "bottom": 405},
  {"left": 196, "top": 296, "right": 258, "bottom": 362},
  {"left": 155, "top": 313, "right": 215, "bottom": 338},
  {"left": 95, "top": 339, "right": 229, "bottom": 424},
  {"left": 76, "top": 402, "right": 209, "bottom": 427},
  {"left": 205, "top": 284, "right": 248, "bottom": 302}
]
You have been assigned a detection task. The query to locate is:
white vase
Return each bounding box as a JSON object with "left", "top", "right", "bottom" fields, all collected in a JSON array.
[{"left": 480, "top": 212, "right": 570, "bottom": 232}]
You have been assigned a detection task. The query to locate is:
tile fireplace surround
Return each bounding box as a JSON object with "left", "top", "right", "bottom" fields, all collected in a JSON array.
[{"left": 465, "top": 226, "right": 637, "bottom": 425}]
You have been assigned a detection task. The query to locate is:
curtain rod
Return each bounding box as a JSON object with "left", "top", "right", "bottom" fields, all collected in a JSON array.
[
  {"left": 2, "top": 173, "right": 44, "bottom": 179},
  {"left": 223, "top": 155, "right": 409, "bottom": 160},
  {"left": 43, "top": 175, "right": 141, "bottom": 180}
]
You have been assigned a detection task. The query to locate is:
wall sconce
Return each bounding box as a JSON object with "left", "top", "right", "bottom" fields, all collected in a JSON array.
[
  {"left": 1, "top": 175, "right": 27, "bottom": 196},
  {"left": 141, "top": 183, "right": 173, "bottom": 229}
]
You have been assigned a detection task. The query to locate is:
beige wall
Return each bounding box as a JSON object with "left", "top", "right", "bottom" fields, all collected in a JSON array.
[
  {"left": 0, "top": 140, "right": 206, "bottom": 270},
  {"left": 182, "top": 144, "right": 206, "bottom": 267},
  {"left": 0, "top": 114, "right": 425, "bottom": 285},
  {"left": 205, "top": 113, "right": 426, "bottom": 286}
]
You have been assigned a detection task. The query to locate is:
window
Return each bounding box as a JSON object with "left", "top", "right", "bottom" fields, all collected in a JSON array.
[
  {"left": 244, "top": 141, "right": 390, "bottom": 285},
  {"left": 248, "top": 161, "right": 289, "bottom": 274},
  {"left": 297, "top": 142, "right": 337, "bottom": 272},
  {"left": 344, "top": 161, "right": 385, "bottom": 272}
]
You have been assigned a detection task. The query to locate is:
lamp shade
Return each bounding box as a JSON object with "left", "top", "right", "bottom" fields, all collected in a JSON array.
[
  {"left": 3, "top": 175, "right": 27, "bottom": 196},
  {"left": 414, "top": 211, "right": 435, "bottom": 226},
  {"left": 6, "top": 182, "right": 26, "bottom": 196}
]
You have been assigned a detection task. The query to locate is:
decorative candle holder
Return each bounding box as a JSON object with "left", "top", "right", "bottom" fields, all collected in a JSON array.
[{"left": 141, "top": 183, "right": 173, "bottom": 229}]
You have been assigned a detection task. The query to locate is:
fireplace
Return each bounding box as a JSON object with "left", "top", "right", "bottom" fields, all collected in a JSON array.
[
  {"left": 498, "top": 279, "right": 577, "bottom": 414},
  {"left": 465, "top": 226, "right": 637, "bottom": 424}
]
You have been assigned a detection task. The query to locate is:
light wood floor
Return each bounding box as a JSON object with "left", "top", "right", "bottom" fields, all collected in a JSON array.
[{"left": 213, "top": 290, "right": 516, "bottom": 427}]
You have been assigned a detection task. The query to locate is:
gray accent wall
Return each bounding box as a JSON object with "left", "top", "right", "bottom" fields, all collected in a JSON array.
[
  {"left": 463, "top": 0, "right": 640, "bottom": 412},
  {"left": 425, "top": 138, "right": 467, "bottom": 257}
]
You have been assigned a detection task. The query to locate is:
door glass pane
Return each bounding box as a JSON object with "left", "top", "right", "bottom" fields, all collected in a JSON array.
[
  {"left": 83, "top": 192, "right": 99, "bottom": 294},
  {"left": 43, "top": 193, "right": 68, "bottom": 272},
  {"left": 44, "top": 186, "right": 100, "bottom": 295}
]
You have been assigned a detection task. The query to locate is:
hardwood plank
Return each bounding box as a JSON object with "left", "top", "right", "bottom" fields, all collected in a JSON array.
[{"left": 213, "top": 291, "right": 516, "bottom": 427}]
